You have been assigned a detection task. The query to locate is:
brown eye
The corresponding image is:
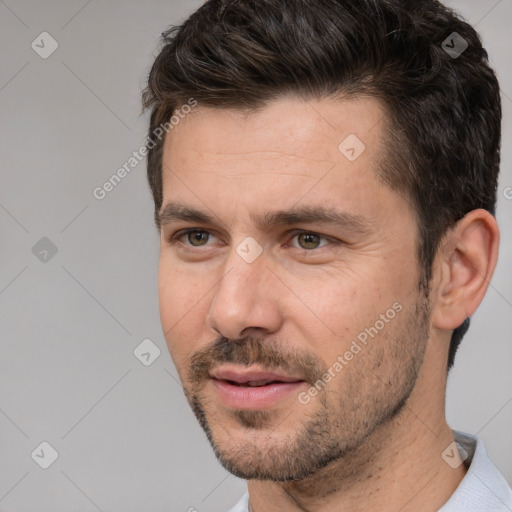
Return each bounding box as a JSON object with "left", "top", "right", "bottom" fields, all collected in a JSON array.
[
  {"left": 296, "top": 232, "right": 323, "bottom": 249},
  {"left": 167, "top": 228, "right": 221, "bottom": 249},
  {"left": 187, "top": 230, "right": 210, "bottom": 246}
]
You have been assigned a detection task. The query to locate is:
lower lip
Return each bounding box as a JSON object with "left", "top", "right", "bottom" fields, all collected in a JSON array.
[{"left": 210, "top": 378, "right": 306, "bottom": 410}]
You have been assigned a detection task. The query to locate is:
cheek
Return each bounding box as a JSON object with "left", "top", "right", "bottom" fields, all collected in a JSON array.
[
  {"left": 158, "top": 257, "right": 203, "bottom": 320},
  {"left": 158, "top": 261, "right": 207, "bottom": 363},
  {"left": 286, "top": 267, "right": 383, "bottom": 337},
  {"left": 288, "top": 266, "right": 406, "bottom": 372}
]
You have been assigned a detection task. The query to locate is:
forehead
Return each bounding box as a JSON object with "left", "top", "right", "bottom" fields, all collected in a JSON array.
[
  {"left": 163, "top": 94, "right": 387, "bottom": 171},
  {"left": 159, "top": 95, "right": 408, "bottom": 233}
]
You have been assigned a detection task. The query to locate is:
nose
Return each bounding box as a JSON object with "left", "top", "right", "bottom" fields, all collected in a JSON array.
[{"left": 206, "top": 248, "right": 283, "bottom": 341}]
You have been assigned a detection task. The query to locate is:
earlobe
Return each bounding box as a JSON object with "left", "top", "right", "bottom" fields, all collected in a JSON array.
[{"left": 431, "top": 209, "right": 500, "bottom": 331}]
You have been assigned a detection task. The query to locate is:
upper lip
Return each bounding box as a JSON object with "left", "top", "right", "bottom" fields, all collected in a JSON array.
[{"left": 210, "top": 366, "right": 304, "bottom": 384}]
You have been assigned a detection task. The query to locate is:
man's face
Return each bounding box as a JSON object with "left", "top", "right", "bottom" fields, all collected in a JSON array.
[{"left": 158, "top": 95, "right": 432, "bottom": 480}]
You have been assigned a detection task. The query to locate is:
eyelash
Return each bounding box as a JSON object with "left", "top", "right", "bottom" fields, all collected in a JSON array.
[{"left": 166, "top": 228, "right": 338, "bottom": 251}]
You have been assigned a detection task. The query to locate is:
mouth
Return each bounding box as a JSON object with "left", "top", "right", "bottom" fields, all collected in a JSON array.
[
  {"left": 223, "top": 379, "right": 295, "bottom": 387},
  {"left": 208, "top": 367, "right": 307, "bottom": 410}
]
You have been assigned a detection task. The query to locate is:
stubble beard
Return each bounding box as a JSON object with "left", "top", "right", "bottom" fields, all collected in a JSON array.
[{"left": 182, "top": 287, "right": 431, "bottom": 482}]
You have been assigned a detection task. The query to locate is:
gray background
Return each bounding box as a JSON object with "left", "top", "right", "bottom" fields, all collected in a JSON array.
[{"left": 0, "top": 1, "right": 510, "bottom": 511}]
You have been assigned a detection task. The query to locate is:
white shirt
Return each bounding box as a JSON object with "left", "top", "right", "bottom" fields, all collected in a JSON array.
[{"left": 227, "top": 430, "right": 512, "bottom": 511}]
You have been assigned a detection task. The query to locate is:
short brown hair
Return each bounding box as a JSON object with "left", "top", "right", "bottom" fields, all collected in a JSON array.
[{"left": 142, "top": 0, "right": 502, "bottom": 369}]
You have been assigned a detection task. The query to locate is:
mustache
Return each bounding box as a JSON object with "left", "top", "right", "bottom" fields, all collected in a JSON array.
[{"left": 188, "top": 336, "right": 327, "bottom": 386}]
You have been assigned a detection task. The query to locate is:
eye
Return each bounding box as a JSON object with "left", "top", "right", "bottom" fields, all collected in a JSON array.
[
  {"left": 167, "top": 228, "right": 337, "bottom": 251},
  {"left": 168, "top": 228, "right": 220, "bottom": 247},
  {"left": 289, "top": 231, "right": 332, "bottom": 250}
]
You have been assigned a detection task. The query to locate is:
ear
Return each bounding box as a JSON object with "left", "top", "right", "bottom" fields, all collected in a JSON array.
[{"left": 431, "top": 209, "right": 500, "bottom": 331}]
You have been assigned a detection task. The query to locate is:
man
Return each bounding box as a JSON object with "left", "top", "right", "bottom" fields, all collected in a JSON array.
[{"left": 142, "top": 0, "right": 511, "bottom": 510}]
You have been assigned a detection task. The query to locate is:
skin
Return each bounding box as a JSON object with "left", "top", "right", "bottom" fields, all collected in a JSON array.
[{"left": 157, "top": 95, "right": 500, "bottom": 511}]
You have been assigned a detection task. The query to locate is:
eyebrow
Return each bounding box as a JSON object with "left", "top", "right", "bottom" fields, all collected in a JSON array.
[{"left": 158, "top": 201, "right": 374, "bottom": 235}]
